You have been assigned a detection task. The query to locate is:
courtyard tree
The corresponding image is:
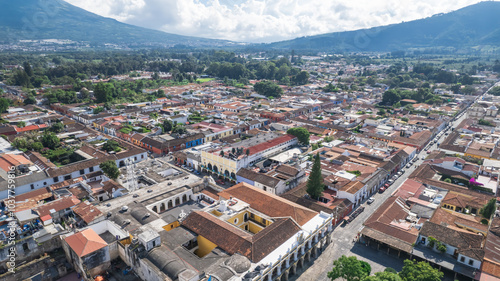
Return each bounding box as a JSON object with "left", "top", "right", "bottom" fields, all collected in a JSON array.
[
  {"left": 100, "top": 160, "right": 120, "bottom": 180},
  {"left": 306, "top": 153, "right": 324, "bottom": 199},
  {"left": 287, "top": 127, "right": 310, "bottom": 145},
  {"left": 480, "top": 198, "right": 497, "bottom": 219},
  {"left": 41, "top": 132, "right": 60, "bottom": 149},
  {"left": 398, "top": 260, "right": 443, "bottom": 281},
  {"left": 327, "top": 255, "right": 369, "bottom": 281}
]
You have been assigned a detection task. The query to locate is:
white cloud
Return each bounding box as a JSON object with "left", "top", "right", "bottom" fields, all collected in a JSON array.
[{"left": 65, "top": 0, "right": 490, "bottom": 43}]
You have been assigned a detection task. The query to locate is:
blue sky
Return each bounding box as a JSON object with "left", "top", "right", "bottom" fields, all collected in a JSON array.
[{"left": 65, "top": 0, "right": 490, "bottom": 43}]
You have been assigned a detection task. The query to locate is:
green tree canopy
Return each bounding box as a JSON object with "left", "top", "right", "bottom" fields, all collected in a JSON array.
[
  {"left": 162, "top": 119, "right": 173, "bottom": 133},
  {"left": 327, "top": 255, "right": 369, "bottom": 281},
  {"left": 306, "top": 153, "right": 324, "bottom": 199},
  {"left": 287, "top": 127, "right": 310, "bottom": 145},
  {"left": 99, "top": 160, "right": 120, "bottom": 180},
  {"left": 480, "top": 198, "right": 497, "bottom": 219},
  {"left": 254, "top": 80, "right": 283, "bottom": 98},
  {"left": 398, "top": 260, "right": 443, "bottom": 281},
  {"left": 382, "top": 90, "right": 401, "bottom": 106},
  {"left": 24, "top": 95, "right": 37, "bottom": 105},
  {"left": 102, "top": 140, "right": 122, "bottom": 152},
  {"left": 50, "top": 122, "right": 64, "bottom": 133},
  {"left": 41, "top": 132, "right": 60, "bottom": 150},
  {"left": 0, "top": 98, "right": 10, "bottom": 113},
  {"left": 363, "top": 271, "right": 402, "bottom": 281},
  {"left": 94, "top": 83, "right": 115, "bottom": 103},
  {"left": 489, "top": 86, "right": 500, "bottom": 96}
]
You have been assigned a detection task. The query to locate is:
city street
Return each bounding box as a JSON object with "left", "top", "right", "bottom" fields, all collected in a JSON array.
[{"left": 292, "top": 104, "right": 472, "bottom": 281}]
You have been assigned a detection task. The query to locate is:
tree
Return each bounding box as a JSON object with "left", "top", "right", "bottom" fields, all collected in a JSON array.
[
  {"left": 17, "top": 121, "right": 26, "bottom": 128},
  {"left": 398, "top": 260, "right": 443, "bottom": 281},
  {"left": 382, "top": 90, "right": 401, "bottom": 106},
  {"left": 99, "top": 160, "right": 120, "bottom": 180},
  {"left": 102, "top": 140, "right": 122, "bottom": 153},
  {"left": 294, "top": 71, "right": 310, "bottom": 85},
  {"left": 50, "top": 122, "right": 64, "bottom": 133},
  {"left": 287, "top": 127, "right": 310, "bottom": 145},
  {"left": 41, "top": 132, "right": 60, "bottom": 149},
  {"left": 489, "top": 86, "right": 500, "bottom": 96},
  {"left": 0, "top": 98, "right": 10, "bottom": 113},
  {"left": 172, "top": 123, "right": 187, "bottom": 135},
  {"left": 24, "top": 95, "right": 37, "bottom": 105},
  {"left": 363, "top": 271, "right": 402, "bottom": 281},
  {"left": 94, "top": 83, "right": 115, "bottom": 103},
  {"left": 480, "top": 198, "right": 497, "bottom": 219},
  {"left": 149, "top": 112, "right": 159, "bottom": 120},
  {"left": 162, "top": 119, "right": 173, "bottom": 133},
  {"left": 306, "top": 153, "right": 324, "bottom": 199},
  {"left": 327, "top": 255, "right": 369, "bottom": 281},
  {"left": 450, "top": 84, "right": 461, "bottom": 94},
  {"left": 23, "top": 62, "right": 33, "bottom": 77},
  {"left": 253, "top": 80, "right": 283, "bottom": 98}
]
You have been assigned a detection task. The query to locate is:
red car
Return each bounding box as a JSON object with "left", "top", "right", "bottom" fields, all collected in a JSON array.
[{"left": 379, "top": 186, "right": 386, "bottom": 193}]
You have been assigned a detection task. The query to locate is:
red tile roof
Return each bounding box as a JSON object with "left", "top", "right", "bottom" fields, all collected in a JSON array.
[
  {"left": 14, "top": 124, "right": 48, "bottom": 133},
  {"left": 219, "top": 182, "right": 317, "bottom": 226},
  {"left": 34, "top": 197, "right": 80, "bottom": 217},
  {"left": 246, "top": 134, "right": 296, "bottom": 156},
  {"left": 64, "top": 228, "right": 107, "bottom": 257},
  {"left": 72, "top": 201, "right": 103, "bottom": 224}
]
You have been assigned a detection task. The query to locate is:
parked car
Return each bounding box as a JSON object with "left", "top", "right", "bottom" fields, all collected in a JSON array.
[
  {"left": 379, "top": 187, "right": 386, "bottom": 193},
  {"left": 367, "top": 197, "right": 375, "bottom": 204}
]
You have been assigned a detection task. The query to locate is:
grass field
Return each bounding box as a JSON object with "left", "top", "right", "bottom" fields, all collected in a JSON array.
[{"left": 196, "top": 78, "right": 215, "bottom": 83}]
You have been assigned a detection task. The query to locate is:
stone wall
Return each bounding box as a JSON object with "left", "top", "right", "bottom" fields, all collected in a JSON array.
[
  {"left": 0, "top": 236, "right": 62, "bottom": 271},
  {"left": 0, "top": 252, "right": 69, "bottom": 281}
]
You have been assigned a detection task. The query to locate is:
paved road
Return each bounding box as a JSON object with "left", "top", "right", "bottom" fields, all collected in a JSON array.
[{"left": 291, "top": 101, "right": 475, "bottom": 281}]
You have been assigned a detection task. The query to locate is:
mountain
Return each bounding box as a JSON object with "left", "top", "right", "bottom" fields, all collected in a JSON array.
[
  {"left": 265, "top": 1, "right": 500, "bottom": 52},
  {"left": 0, "top": 0, "right": 232, "bottom": 48}
]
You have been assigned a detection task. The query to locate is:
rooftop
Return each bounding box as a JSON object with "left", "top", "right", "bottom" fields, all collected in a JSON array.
[{"left": 64, "top": 228, "right": 108, "bottom": 257}]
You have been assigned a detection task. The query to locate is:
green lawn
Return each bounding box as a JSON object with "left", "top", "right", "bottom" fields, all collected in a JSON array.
[{"left": 196, "top": 78, "right": 215, "bottom": 83}]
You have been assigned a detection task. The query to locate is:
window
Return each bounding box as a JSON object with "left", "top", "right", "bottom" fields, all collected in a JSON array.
[
  {"left": 53, "top": 177, "right": 59, "bottom": 183},
  {"left": 80, "top": 169, "right": 85, "bottom": 175},
  {"left": 460, "top": 256, "right": 465, "bottom": 262},
  {"left": 234, "top": 218, "right": 239, "bottom": 224},
  {"left": 64, "top": 175, "right": 71, "bottom": 181},
  {"left": 469, "top": 260, "right": 474, "bottom": 266},
  {"left": 89, "top": 167, "right": 94, "bottom": 172},
  {"left": 30, "top": 184, "right": 34, "bottom": 190}
]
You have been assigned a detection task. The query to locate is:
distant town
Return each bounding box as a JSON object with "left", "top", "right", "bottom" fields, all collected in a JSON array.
[{"left": 0, "top": 50, "right": 499, "bottom": 281}]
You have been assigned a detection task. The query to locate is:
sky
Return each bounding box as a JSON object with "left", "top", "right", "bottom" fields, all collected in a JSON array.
[{"left": 64, "top": 0, "right": 489, "bottom": 43}]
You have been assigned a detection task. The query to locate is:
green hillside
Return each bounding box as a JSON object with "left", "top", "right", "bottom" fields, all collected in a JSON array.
[{"left": 0, "top": 0, "right": 231, "bottom": 48}]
